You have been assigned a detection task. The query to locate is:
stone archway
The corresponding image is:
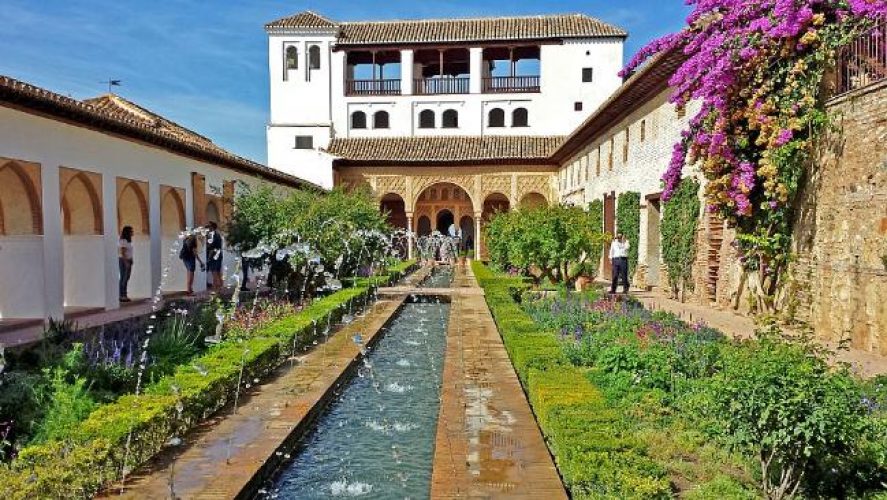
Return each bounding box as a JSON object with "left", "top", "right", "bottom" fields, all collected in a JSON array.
[
  {"left": 417, "top": 215, "right": 432, "bottom": 236},
  {"left": 61, "top": 171, "right": 102, "bottom": 235},
  {"left": 519, "top": 192, "right": 547, "bottom": 209},
  {"left": 117, "top": 179, "right": 149, "bottom": 235},
  {"left": 436, "top": 209, "right": 454, "bottom": 234},
  {"left": 0, "top": 160, "right": 42, "bottom": 235},
  {"left": 61, "top": 168, "right": 105, "bottom": 310},
  {"left": 380, "top": 193, "right": 407, "bottom": 229},
  {"left": 161, "top": 187, "right": 186, "bottom": 237}
]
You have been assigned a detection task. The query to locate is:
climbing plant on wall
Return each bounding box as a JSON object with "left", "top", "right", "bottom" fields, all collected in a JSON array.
[
  {"left": 661, "top": 178, "right": 701, "bottom": 299},
  {"left": 586, "top": 199, "right": 605, "bottom": 278},
  {"left": 622, "top": 0, "right": 885, "bottom": 309},
  {"left": 615, "top": 192, "right": 641, "bottom": 276}
]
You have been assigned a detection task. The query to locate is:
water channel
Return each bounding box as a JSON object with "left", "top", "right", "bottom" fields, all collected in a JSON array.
[{"left": 263, "top": 267, "right": 453, "bottom": 498}]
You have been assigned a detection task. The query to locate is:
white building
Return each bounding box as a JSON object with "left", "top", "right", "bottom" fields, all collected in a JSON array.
[
  {"left": 0, "top": 75, "right": 316, "bottom": 324},
  {"left": 265, "top": 11, "right": 626, "bottom": 188}
]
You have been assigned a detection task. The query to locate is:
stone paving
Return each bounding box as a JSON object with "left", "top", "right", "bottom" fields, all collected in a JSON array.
[{"left": 430, "top": 264, "right": 567, "bottom": 499}]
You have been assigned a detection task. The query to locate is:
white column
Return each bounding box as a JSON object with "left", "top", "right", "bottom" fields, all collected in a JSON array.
[
  {"left": 474, "top": 213, "right": 482, "bottom": 259},
  {"left": 102, "top": 174, "right": 120, "bottom": 309},
  {"left": 41, "top": 163, "right": 64, "bottom": 320},
  {"left": 406, "top": 212, "right": 414, "bottom": 261},
  {"left": 469, "top": 48, "right": 483, "bottom": 94},
  {"left": 401, "top": 49, "right": 414, "bottom": 95},
  {"left": 148, "top": 181, "right": 162, "bottom": 296}
]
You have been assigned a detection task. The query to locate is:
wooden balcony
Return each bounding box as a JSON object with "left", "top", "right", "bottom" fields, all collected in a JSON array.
[
  {"left": 414, "top": 77, "right": 469, "bottom": 95},
  {"left": 345, "top": 79, "right": 401, "bottom": 96},
  {"left": 834, "top": 19, "right": 886, "bottom": 97},
  {"left": 482, "top": 76, "right": 541, "bottom": 93}
]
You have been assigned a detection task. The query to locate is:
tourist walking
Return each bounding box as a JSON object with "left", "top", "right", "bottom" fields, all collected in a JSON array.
[
  {"left": 609, "top": 232, "right": 630, "bottom": 294},
  {"left": 179, "top": 234, "right": 205, "bottom": 295},
  {"left": 205, "top": 221, "right": 224, "bottom": 290},
  {"left": 118, "top": 226, "right": 134, "bottom": 302}
]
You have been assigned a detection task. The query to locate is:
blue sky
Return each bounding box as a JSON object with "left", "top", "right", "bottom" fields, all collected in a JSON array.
[{"left": 0, "top": 0, "right": 690, "bottom": 163}]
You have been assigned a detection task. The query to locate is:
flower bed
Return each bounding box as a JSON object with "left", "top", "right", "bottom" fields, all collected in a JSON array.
[
  {"left": 1, "top": 262, "right": 414, "bottom": 499},
  {"left": 472, "top": 261, "right": 886, "bottom": 499}
]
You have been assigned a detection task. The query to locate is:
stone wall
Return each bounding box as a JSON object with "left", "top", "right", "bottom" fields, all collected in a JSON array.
[{"left": 698, "top": 81, "right": 887, "bottom": 353}]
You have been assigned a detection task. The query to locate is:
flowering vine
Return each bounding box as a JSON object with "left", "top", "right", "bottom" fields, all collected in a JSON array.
[{"left": 623, "top": 0, "right": 886, "bottom": 303}]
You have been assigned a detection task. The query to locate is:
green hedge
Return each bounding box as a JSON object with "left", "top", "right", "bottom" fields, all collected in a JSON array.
[
  {"left": 471, "top": 261, "right": 670, "bottom": 498},
  {"left": 2, "top": 264, "right": 413, "bottom": 499}
]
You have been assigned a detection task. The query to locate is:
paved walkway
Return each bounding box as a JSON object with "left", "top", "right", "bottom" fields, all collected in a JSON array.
[
  {"left": 109, "top": 296, "right": 405, "bottom": 499},
  {"left": 634, "top": 289, "right": 887, "bottom": 378},
  {"left": 430, "top": 264, "right": 567, "bottom": 499}
]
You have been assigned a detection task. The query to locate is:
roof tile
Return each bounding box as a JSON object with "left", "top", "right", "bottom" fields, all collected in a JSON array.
[
  {"left": 266, "top": 12, "right": 626, "bottom": 44},
  {"left": 327, "top": 135, "right": 563, "bottom": 163}
]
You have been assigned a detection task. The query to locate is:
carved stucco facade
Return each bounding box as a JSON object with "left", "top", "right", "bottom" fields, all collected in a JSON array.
[{"left": 335, "top": 164, "right": 557, "bottom": 258}]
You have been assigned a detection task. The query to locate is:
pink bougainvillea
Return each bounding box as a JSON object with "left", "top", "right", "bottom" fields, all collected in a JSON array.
[{"left": 624, "top": 0, "right": 885, "bottom": 285}]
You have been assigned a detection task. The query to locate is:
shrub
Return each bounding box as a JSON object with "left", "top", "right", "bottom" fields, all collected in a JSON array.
[
  {"left": 681, "top": 331, "right": 877, "bottom": 499},
  {"left": 0, "top": 265, "right": 408, "bottom": 499},
  {"left": 616, "top": 191, "right": 641, "bottom": 275}
]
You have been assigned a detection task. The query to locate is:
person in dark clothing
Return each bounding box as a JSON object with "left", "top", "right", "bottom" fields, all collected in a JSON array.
[
  {"left": 205, "top": 221, "right": 224, "bottom": 290},
  {"left": 609, "top": 232, "right": 631, "bottom": 294},
  {"left": 180, "top": 234, "right": 205, "bottom": 295},
  {"left": 118, "top": 226, "right": 134, "bottom": 302}
]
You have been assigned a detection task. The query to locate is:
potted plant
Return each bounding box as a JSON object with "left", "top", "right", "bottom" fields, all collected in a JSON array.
[
  {"left": 458, "top": 249, "right": 467, "bottom": 266},
  {"left": 574, "top": 262, "right": 596, "bottom": 292}
]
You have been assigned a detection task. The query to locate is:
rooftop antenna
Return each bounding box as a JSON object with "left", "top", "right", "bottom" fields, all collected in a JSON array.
[{"left": 100, "top": 79, "right": 122, "bottom": 94}]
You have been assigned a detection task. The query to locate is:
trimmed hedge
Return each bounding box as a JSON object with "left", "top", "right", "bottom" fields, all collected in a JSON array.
[
  {"left": 471, "top": 261, "right": 671, "bottom": 498},
  {"left": 1, "top": 263, "right": 414, "bottom": 499}
]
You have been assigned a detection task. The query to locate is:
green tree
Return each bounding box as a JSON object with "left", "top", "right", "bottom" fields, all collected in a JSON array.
[{"left": 485, "top": 204, "right": 605, "bottom": 285}]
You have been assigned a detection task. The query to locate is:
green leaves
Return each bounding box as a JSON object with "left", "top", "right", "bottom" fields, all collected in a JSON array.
[
  {"left": 661, "top": 179, "right": 701, "bottom": 297},
  {"left": 485, "top": 204, "right": 606, "bottom": 283},
  {"left": 616, "top": 192, "right": 642, "bottom": 275}
]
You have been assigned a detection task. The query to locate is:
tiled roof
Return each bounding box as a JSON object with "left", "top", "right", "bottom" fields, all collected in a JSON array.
[
  {"left": 265, "top": 10, "right": 338, "bottom": 30},
  {"left": 327, "top": 135, "right": 564, "bottom": 164},
  {"left": 266, "top": 12, "right": 626, "bottom": 44},
  {"left": 0, "top": 75, "right": 320, "bottom": 190}
]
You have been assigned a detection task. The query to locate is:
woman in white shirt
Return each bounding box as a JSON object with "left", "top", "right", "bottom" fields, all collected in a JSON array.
[{"left": 118, "top": 226, "right": 134, "bottom": 302}]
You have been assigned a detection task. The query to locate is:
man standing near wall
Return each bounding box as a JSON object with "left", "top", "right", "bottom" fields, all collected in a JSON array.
[{"left": 609, "top": 233, "right": 630, "bottom": 294}]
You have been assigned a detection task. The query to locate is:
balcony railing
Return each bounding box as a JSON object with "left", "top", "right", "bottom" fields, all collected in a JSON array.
[
  {"left": 414, "top": 77, "right": 469, "bottom": 95},
  {"left": 835, "top": 19, "right": 886, "bottom": 96},
  {"left": 345, "top": 79, "right": 401, "bottom": 96},
  {"left": 482, "top": 76, "right": 541, "bottom": 93}
]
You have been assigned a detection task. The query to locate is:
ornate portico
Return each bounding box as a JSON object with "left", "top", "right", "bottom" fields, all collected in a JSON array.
[{"left": 329, "top": 135, "right": 560, "bottom": 258}]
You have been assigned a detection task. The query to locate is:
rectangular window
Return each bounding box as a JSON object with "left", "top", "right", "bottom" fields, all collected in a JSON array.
[
  {"left": 596, "top": 148, "right": 602, "bottom": 177},
  {"left": 640, "top": 120, "right": 646, "bottom": 142},
  {"left": 608, "top": 138, "right": 614, "bottom": 170},
  {"left": 294, "top": 136, "right": 313, "bottom": 149},
  {"left": 623, "top": 128, "right": 630, "bottom": 163},
  {"left": 676, "top": 106, "right": 686, "bottom": 119},
  {"left": 582, "top": 67, "right": 593, "bottom": 82},
  {"left": 574, "top": 101, "right": 583, "bottom": 111}
]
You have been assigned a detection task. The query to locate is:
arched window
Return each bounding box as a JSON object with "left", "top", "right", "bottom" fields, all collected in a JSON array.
[
  {"left": 512, "top": 108, "right": 529, "bottom": 127},
  {"left": 309, "top": 45, "right": 321, "bottom": 69},
  {"left": 419, "top": 109, "right": 435, "bottom": 129},
  {"left": 373, "top": 111, "right": 389, "bottom": 129},
  {"left": 488, "top": 108, "right": 505, "bottom": 128},
  {"left": 442, "top": 109, "right": 458, "bottom": 129},
  {"left": 285, "top": 45, "right": 298, "bottom": 70},
  {"left": 351, "top": 111, "right": 367, "bottom": 129}
]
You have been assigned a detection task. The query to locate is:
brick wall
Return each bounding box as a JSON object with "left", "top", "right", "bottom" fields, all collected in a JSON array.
[{"left": 698, "top": 81, "right": 887, "bottom": 353}]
